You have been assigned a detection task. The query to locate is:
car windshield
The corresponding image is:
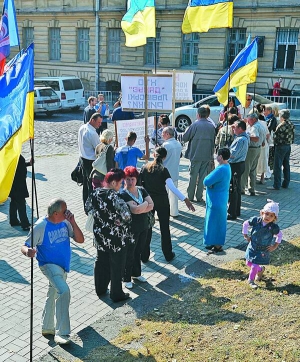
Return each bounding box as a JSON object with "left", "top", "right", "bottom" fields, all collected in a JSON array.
[{"left": 196, "top": 97, "right": 220, "bottom": 108}]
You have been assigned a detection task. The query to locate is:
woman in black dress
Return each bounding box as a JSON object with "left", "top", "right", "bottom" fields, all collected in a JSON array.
[{"left": 140, "top": 147, "right": 195, "bottom": 263}]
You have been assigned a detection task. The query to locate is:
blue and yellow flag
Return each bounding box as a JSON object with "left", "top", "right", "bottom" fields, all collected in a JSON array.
[
  {"left": 121, "top": 0, "right": 156, "bottom": 47},
  {"left": 0, "top": 43, "right": 34, "bottom": 203},
  {"left": 182, "top": 0, "right": 233, "bottom": 34},
  {"left": 213, "top": 37, "right": 258, "bottom": 106},
  {"left": 0, "top": 0, "right": 20, "bottom": 74}
]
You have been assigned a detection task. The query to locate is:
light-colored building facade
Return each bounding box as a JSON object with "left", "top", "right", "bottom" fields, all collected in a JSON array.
[{"left": 14, "top": 0, "right": 300, "bottom": 95}]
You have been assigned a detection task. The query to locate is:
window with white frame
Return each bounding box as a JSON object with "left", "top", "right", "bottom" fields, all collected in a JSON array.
[
  {"left": 182, "top": 33, "right": 199, "bottom": 66},
  {"left": 107, "top": 29, "right": 120, "bottom": 64},
  {"left": 227, "top": 28, "right": 247, "bottom": 66},
  {"left": 49, "top": 28, "right": 61, "bottom": 61},
  {"left": 274, "top": 28, "right": 299, "bottom": 71},
  {"left": 22, "top": 27, "right": 34, "bottom": 48},
  {"left": 145, "top": 29, "right": 160, "bottom": 66},
  {"left": 77, "top": 28, "right": 89, "bottom": 62}
]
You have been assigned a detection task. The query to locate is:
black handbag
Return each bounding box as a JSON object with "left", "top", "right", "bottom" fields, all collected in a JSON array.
[{"left": 71, "top": 161, "right": 83, "bottom": 185}]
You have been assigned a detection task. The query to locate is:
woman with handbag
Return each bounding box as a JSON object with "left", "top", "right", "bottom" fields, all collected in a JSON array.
[
  {"left": 120, "top": 166, "right": 154, "bottom": 289},
  {"left": 85, "top": 169, "right": 134, "bottom": 302},
  {"left": 90, "top": 129, "right": 115, "bottom": 189},
  {"left": 140, "top": 147, "right": 195, "bottom": 263}
]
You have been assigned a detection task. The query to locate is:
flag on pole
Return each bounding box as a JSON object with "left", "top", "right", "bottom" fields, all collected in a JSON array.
[
  {"left": 182, "top": 0, "right": 233, "bottom": 34},
  {"left": 0, "top": 0, "right": 20, "bottom": 74},
  {"left": 121, "top": 0, "right": 156, "bottom": 47},
  {"left": 213, "top": 37, "right": 258, "bottom": 106},
  {"left": 0, "top": 43, "right": 34, "bottom": 203},
  {"left": 233, "top": 34, "right": 252, "bottom": 107}
]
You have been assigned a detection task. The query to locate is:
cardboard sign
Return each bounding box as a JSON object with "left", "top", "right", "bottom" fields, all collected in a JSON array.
[
  {"left": 121, "top": 74, "right": 173, "bottom": 111},
  {"left": 115, "top": 117, "right": 155, "bottom": 150}
]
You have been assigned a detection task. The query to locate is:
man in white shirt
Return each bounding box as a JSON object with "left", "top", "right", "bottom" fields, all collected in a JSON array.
[
  {"left": 78, "top": 113, "right": 102, "bottom": 212},
  {"left": 238, "top": 94, "right": 255, "bottom": 120},
  {"left": 162, "top": 126, "right": 182, "bottom": 217}
]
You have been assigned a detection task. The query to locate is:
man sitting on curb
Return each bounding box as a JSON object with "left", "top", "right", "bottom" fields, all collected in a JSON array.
[{"left": 21, "top": 198, "right": 84, "bottom": 345}]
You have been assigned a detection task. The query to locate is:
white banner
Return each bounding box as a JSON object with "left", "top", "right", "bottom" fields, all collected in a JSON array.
[
  {"left": 155, "top": 70, "right": 194, "bottom": 102},
  {"left": 121, "top": 74, "right": 173, "bottom": 111},
  {"left": 116, "top": 117, "right": 155, "bottom": 150}
]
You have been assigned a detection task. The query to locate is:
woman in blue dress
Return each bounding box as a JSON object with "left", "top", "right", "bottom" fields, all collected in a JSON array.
[{"left": 203, "top": 148, "right": 232, "bottom": 253}]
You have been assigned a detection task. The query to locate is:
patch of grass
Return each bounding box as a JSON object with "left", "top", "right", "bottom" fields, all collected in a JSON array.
[{"left": 78, "top": 238, "right": 300, "bottom": 361}]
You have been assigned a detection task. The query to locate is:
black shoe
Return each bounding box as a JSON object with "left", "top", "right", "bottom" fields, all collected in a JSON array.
[
  {"left": 112, "top": 293, "right": 130, "bottom": 303},
  {"left": 227, "top": 214, "right": 237, "bottom": 220},
  {"left": 165, "top": 252, "right": 176, "bottom": 262},
  {"left": 249, "top": 192, "right": 256, "bottom": 196},
  {"left": 22, "top": 224, "right": 31, "bottom": 231},
  {"left": 205, "top": 245, "right": 214, "bottom": 250},
  {"left": 281, "top": 184, "right": 288, "bottom": 189},
  {"left": 10, "top": 220, "right": 21, "bottom": 226}
]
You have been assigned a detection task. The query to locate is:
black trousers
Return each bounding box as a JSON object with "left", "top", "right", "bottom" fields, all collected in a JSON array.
[
  {"left": 80, "top": 157, "right": 94, "bottom": 213},
  {"left": 142, "top": 198, "right": 173, "bottom": 262},
  {"left": 228, "top": 161, "right": 245, "bottom": 218},
  {"left": 124, "top": 229, "right": 148, "bottom": 282},
  {"left": 9, "top": 197, "right": 30, "bottom": 227},
  {"left": 94, "top": 247, "right": 127, "bottom": 302}
]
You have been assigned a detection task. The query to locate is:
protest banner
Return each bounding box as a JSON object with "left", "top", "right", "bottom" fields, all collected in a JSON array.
[
  {"left": 115, "top": 116, "right": 155, "bottom": 150},
  {"left": 121, "top": 74, "right": 173, "bottom": 111}
]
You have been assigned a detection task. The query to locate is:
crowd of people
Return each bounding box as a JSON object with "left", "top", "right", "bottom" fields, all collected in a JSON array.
[{"left": 18, "top": 92, "right": 295, "bottom": 345}]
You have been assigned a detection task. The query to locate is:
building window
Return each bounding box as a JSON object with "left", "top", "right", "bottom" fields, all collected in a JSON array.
[
  {"left": 227, "top": 28, "right": 247, "bottom": 66},
  {"left": 49, "top": 28, "right": 61, "bottom": 61},
  {"left": 274, "top": 28, "right": 299, "bottom": 71},
  {"left": 22, "top": 27, "right": 34, "bottom": 48},
  {"left": 77, "top": 28, "right": 89, "bottom": 62},
  {"left": 182, "top": 33, "right": 199, "bottom": 66},
  {"left": 145, "top": 29, "right": 160, "bottom": 66},
  {"left": 107, "top": 29, "right": 120, "bottom": 64}
]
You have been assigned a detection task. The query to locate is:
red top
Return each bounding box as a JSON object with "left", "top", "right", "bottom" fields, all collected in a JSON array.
[{"left": 273, "top": 81, "right": 281, "bottom": 96}]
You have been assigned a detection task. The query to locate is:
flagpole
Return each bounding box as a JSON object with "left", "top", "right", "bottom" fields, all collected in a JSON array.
[
  {"left": 154, "top": 36, "right": 158, "bottom": 146},
  {"left": 29, "top": 138, "right": 39, "bottom": 362}
]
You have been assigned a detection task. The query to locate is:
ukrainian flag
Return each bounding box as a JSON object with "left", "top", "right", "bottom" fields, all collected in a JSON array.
[
  {"left": 214, "top": 37, "right": 258, "bottom": 106},
  {"left": 0, "top": 43, "right": 34, "bottom": 203},
  {"left": 182, "top": 0, "right": 233, "bottom": 34},
  {"left": 121, "top": 0, "right": 156, "bottom": 47}
]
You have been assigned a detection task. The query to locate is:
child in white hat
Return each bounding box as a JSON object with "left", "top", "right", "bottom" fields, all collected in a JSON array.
[{"left": 242, "top": 199, "right": 282, "bottom": 289}]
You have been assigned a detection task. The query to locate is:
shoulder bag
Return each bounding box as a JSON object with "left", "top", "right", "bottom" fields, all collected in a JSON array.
[{"left": 92, "top": 144, "right": 110, "bottom": 175}]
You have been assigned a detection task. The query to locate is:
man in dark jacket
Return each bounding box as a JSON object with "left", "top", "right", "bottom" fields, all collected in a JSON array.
[{"left": 9, "top": 155, "right": 32, "bottom": 231}]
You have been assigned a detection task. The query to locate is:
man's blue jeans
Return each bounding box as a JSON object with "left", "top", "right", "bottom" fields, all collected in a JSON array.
[
  {"left": 273, "top": 144, "right": 291, "bottom": 189},
  {"left": 40, "top": 264, "right": 71, "bottom": 336}
]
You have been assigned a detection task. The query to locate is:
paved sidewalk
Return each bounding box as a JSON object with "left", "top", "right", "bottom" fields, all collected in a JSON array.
[{"left": 0, "top": 117, "right": 299, "bottom": 361}]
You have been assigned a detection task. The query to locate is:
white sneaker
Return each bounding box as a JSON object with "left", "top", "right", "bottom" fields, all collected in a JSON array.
[
  {"left": 54, "top": 335, "right": 70, "bottom": 345},
  {"left": 132, "top": 275, "right": 147, "bottom": 283},
  {"left": 124, "top": 281, "right": 133, "bottom": 289},
  {"left": 248, "top": 280, "right": 258, "bottom": 289}
]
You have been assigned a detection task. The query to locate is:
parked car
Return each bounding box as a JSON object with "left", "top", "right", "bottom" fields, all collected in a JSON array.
[
  {"left": 34, "top": 76, "right": 85, "bottom": 110},
  {"left": 170, "top": 92, "right": 287, "bottom": 132},
  {"left": 34, "top": 86, "right": 61, "bottom": 116}
]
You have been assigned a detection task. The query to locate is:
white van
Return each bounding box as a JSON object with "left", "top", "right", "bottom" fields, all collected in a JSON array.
[
  {"left": 34, "top": 76, "right": 85, "bottom": 110},
  {"left": 34, "top": 86, "right": 61, "bottom": 116}
]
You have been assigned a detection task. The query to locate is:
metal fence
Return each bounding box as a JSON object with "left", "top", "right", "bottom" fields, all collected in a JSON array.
[{"left": 85, "top": 90, "right": 300, "bottom": 110}]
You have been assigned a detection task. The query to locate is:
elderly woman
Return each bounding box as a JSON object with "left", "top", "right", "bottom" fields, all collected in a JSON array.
[
  {"left": 203, "top": 148, "right": 232, "bottom": 253},
  {"left": 120, "top": 166, "right": 154, "bottom": 289},
  {"left": 91, "top": 129, "right": 115, "bottom": 189},
  {"left": 85, "top": 168, "right": 134, "bottom": 302},
  {"left": 140, "top": 147, "right": 195, "bottom": 263},
  {"left": 268, "top": 109, "right": 295, "bottom": 190}
]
